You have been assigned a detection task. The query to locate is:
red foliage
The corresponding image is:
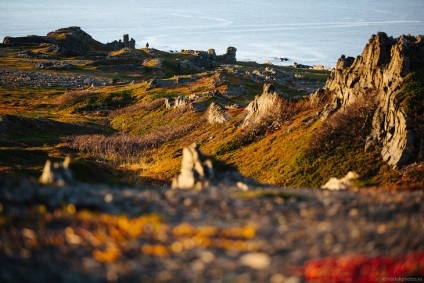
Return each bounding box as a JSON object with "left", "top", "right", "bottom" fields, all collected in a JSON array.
[
  {"left": 304, "top": 253, "right": 424, "bottom": 282},
  {"left": 227, "top": 108, "right": 245, "bottom": 115}
]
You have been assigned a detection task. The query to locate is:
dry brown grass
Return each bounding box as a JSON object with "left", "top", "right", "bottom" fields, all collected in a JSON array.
[
  {"left": 308, "top": 95, "right": 376, "bottom": 153},
  {"left": 57, "top": 89, "right": 97, "bottom": 106},
  {"left": 108, "top": 98, "right": 164, "bottom": 118},
  {"left": 63, "top": 119, "right": 202, "bottom": 164}
]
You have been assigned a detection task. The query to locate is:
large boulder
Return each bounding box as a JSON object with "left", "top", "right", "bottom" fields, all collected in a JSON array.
[{"left": 319, "top": 32, "right": 424, "bottom": 167}]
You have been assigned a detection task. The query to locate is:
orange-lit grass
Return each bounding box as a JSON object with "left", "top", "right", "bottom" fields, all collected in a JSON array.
[{"left": 4, "top": 209, "right": 261, "bottom": 263}]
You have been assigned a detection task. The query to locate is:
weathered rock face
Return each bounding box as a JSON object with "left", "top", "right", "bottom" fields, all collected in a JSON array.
[
  {"left": 207, "top": 102, "right": 229, "bottom": 124},
  {"left": 321, "top": 32, "right": 424, "bottom": 167},
  {"left": 242, "top": 84, "right": 281, "bottom": 128},
  {"left": 3, "top": 27, "right": 136, "bottom": 53}
]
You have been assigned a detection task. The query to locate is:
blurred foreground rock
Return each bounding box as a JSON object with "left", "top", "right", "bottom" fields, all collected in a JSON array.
[
  {"left": 172, "top": 143, "right": 214, "bottom": 189},
  {"left": 321, "top": 171, "right": 359, "bottom": 191},
  {"left": 39, "top": 156, "right": 73, "bottom": 186}
]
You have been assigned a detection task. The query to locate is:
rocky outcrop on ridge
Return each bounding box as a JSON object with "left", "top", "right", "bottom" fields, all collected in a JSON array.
[
  {"left": 179, "top": 47, "right": 237, "bottom": 70},
  {"left": 3, "top": 26, "right": 135, "bottom": 53},
  {"left": 320, "top": 32, "right": 424, "bottom": 167},
  {"left": 207, "top": 102, "right": 229, "bottom": 124}
]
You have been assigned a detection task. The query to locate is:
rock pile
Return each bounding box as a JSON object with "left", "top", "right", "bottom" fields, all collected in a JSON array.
[{"left": 319, "top": 32, "right": 424, "bottom": 167}]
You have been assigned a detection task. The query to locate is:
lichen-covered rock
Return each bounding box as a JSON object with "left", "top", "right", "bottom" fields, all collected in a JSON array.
[
  {"left": 207, "top": 102, "right": 229, "bottom": 124},
  {"left": 242, "top": 84, "right": 281, "bottom": 128},
  {"left": 321, "top": 32, "right": 424, "bottom": 167},
  {"left": 172, "top": 143, "right": 214, "bottom": 189}
]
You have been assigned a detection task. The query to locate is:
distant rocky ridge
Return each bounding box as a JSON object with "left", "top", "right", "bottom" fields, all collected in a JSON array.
[
  {"left": 318, "top": 32, "right": 424, "bottom": 168},
  {"left": 2, "top": 26, "right": 135, "bottom": 54}
]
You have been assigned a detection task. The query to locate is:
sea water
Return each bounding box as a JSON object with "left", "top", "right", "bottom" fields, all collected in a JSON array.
[{"left": 0, "top": 0, "right": 423, "bottom": 67}]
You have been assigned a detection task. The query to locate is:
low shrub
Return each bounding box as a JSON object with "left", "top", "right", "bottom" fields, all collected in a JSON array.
[{"left": 308, "top": 95, "right": 376, "bottom": 153}]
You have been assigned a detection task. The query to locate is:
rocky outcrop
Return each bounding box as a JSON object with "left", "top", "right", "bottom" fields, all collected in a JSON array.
[
  {"left": 320, "top": 32, "right": 424, "bottom": 167},
  {"left": 179, "top": 47, "right": 237, "bottom": 70},
  {"left": 217, "top": 47, "right": 237, "bottom": 64},
  {"left": 242, "top": 84, "right": 282, "bottom": 128},
  {"left": 172, "top": 143, "right": 255, "bottom": 190},
  {"left": 207, "top": 102, "right": 229, "bottom": 124},
  {"left": 3, "top": 27, "right": 136, "bottom": 53}
]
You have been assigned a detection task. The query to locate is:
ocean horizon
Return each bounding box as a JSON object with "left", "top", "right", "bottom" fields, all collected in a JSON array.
[{"left": 1, "top": 0, "right": 423, "bottom": 67}]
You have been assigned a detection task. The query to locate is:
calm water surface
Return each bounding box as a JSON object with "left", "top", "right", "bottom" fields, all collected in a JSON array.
[{"left": 0, "top": 0, "right": 423, "bottom": 67}]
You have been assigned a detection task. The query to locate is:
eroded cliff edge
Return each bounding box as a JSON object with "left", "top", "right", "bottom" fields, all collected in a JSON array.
[{"left": 318, "top": 32, "right": 424, "bottom": 168}]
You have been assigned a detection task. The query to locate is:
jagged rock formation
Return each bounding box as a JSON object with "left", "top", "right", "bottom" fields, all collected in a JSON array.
[
  {"left": 243, "top": 84, "right": 282, "bottom": 128},
  {"left": 172, "top": 143, "right": 214, "bottom": 189},
  {"left": 39, "top": 156, "right": 73, "bottom": 186},
  {"left": 207, "top": 102, "right": 229, "bottom": 124},
  {"left": 3, "top": 27, "right": 135, "bottom": 53},
  {"left": 320, "top": 32, "right": 424, "bottom": 167}
]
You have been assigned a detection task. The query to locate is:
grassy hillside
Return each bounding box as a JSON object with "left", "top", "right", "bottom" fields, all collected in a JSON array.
[{"left": 1, "top": 44, "right": 423, "bottom": 188}]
